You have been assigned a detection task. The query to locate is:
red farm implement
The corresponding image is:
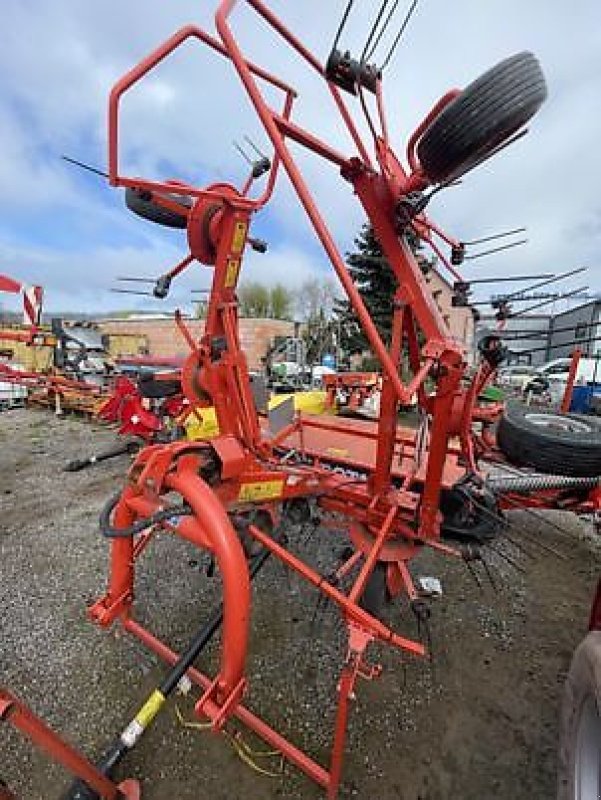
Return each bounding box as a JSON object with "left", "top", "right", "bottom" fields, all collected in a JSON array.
[{"left": 4, "top": 3, "right": 601, "bottom": 799}]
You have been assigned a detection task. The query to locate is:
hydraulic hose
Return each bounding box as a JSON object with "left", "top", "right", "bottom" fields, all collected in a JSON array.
[{"left": 99, "top": 492, "right": 189, "bottom": 539}]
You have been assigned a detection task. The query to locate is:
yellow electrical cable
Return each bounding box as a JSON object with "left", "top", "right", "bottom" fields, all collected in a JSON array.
[
  {"left": 174, "top": 704, "right": 212, "bottom": 731},
  {"left": 174, "top": 705, "right": 284, "bottom": 777}
]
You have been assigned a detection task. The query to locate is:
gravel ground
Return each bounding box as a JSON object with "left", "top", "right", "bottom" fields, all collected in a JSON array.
[{"left": 1, "top": 407, "right": 600, "bottom": 800}]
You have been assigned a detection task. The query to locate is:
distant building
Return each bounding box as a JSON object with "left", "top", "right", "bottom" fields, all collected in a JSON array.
[
  {"left": 475, "top": 314, "right": 552, "bottom": 366},
  {"left": 546, "top": 300, "right": 601, "bottom": 359},
  {"left": 96, "top": 316, "right": 297, "bottom": 371},
  {"left": 348, "top": 265, "right": 475, "bottom": 370},
  {"left": 424, "top": 267, "right": 475, "bottom": 352}
]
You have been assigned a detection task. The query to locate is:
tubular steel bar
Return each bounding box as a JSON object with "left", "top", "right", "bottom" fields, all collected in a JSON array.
[
  {"left": 214, "top": 5, "right": 417, "bottom": 407},
  {"left": 108, "top": 23, "right": 295, "bottom": 202},
  {"left": 70, "top": 5, "right": 570, "bottom": 800},
  {"left": 560, "top": 347, "right": 582, "bottom": 412},
  {"left": 214, "top": 1, "right": 466, "bottom": 530},
  {"left": 121, "top": 619, "right": 331, "bottom": 790},
  {"left": 0, "top": 690, "right": 138, "bottom": 800},
  {"left": 247, "top": 524, "right": 425, "bottom": 657}
]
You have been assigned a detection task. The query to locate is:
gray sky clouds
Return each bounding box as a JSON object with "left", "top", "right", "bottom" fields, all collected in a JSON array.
[{"left": 0, "top": 1, "right": 599, "bottom": 315}]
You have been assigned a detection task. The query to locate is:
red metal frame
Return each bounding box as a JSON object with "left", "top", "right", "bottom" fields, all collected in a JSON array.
[
  {"left": 561, "top": 347, "right": 582, "bottom": 412},
  {"left": 0, "top": 689, "right": 139, "bottom": 799},
  {"left": 89, "top": 6, "right": 482, "bottom": 793},
  {"left": 83, "top": 5, "right": 601, "bottom": 797},
  {"left": 0, "top": 362, "right": 105, "bottom": 397},
  {"left": 8, "top": 5, "right": 599, "bottom": 799}
]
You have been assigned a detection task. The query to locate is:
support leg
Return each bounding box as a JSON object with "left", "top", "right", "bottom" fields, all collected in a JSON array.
[{"left": 328, "top": 625, "right": 378, "bottom": 799}]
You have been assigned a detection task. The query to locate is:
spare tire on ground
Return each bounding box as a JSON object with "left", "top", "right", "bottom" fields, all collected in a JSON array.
[
  {"left": 497, "top": 402, "right": 601, "bottom": 478},
  {"left": 417, "top": 51, "right": 547, "bottom": 183}
]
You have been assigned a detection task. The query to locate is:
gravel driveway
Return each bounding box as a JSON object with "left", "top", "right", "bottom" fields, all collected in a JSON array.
[{"left": 1, "top": 408, "right": 600, "bottom": 799}]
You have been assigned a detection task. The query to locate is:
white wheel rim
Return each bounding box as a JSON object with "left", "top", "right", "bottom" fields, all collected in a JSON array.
[
  {"left": 524, "top": 412, "right": 590, "bottom": 435},
  {"left": 574, "top": 694, "right": 601, "bottom": 799}
]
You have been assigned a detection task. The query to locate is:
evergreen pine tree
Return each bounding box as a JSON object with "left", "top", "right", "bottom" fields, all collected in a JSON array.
[{"left": 334, "top": 224, "right": 431, "bottom": 358}]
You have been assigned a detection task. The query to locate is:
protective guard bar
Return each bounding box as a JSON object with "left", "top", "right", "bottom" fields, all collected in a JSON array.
[{"left": 108, "top": 23, "right": 296, "bottom": 211}]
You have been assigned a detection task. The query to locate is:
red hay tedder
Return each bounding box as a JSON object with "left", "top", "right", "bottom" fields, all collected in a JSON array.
[{"left": 3, "top": 3, "right": 601, "bottom": 799}]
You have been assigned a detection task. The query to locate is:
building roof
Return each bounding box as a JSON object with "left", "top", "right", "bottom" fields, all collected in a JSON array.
[{"left": 551, "top": 298, "right": 601, "bottom": 320}]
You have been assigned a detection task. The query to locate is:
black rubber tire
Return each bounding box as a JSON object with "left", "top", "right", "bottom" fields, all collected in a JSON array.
[
  {"left": 497, "top": 402, "right": 601, "bottom": 478},
  {"left": 138, "top": 373, "right": 181, "bottom": 398},
  {"left": 417, "top": 51, "right": 547, "bottom": 183},
  {"left": 359, "top": 561, "right": 389, "bottom": 617},
  {"left": 558, "top": 630, "right": 601, "bottom": 800},
  {"left": 125, "top": 188, "right": 191, "bottom": 229}
]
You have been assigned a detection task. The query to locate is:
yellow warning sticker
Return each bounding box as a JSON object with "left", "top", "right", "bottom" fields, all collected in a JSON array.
[
  {"left": 231, "top": 221, "right": 247, "bottom": 254},
  {"left": 326, "top": 447, "right": 349, "bottom": 457},
  {"left": 238, "top": 480, "right": 285, "bottom": 502},
  {"left": 225, "top": 258, "right": 240, "bottom": 288},
  {"left": 135, "top": 689, "right": 166, "bottom": 729}
]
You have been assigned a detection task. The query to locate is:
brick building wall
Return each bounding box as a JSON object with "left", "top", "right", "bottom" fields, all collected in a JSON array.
[
  {"left": 97, "top": 317, "right": 296, "bottom": 370},
  {"left": 424, "top": 268, "right": 474, "bottom": 352}
]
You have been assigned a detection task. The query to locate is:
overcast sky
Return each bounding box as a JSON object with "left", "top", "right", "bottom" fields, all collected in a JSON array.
[{"left": 0, "top": 1, "right": 599, "bottom": 317}]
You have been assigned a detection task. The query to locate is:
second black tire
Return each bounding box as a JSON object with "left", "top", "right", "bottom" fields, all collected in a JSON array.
[
  {"left": 417, "top": 51, "right": 547, "bottom": 183},
  {"left": 125, "top": 188, "right": 191, "bottom": 229},
  {"left": 497, "top": 402, "right": 601, "bottom": 478}
]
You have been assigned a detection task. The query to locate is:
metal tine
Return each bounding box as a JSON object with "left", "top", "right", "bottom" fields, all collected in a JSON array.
[
  {"left": 479, "top": 554, "right": 499, "bottom": 592},
  {"left": 510, "top": 285, "right": 588, "bottom": 318},
  {"left": 62, "top": 154, "right": 109, "bottom": 179},
  {"left": 445, "top": 128, "right": 529, "bottom": 186},
  {"left": 479, "top": 127, "right": 529, "bottom": 162},
  {"left": 243, "top": 135, "right": 268, "bottom": 160},
  {"left": 500, "top": 493, "right": 575, "bottom": 540},
  {"left": 475, "top": 509, "right": 533, "bottom": 557},
  {"left": 419, "top": 617, "right": 434, "bottom": 665},
  {"left": 462, "top": 227, "right": 527, "bottom": 247},
  {"left": 366, "top": 0, "right": 401, "bottom": 61},
  {"left": 330, "top": 0, "right": 354, "bottom": 54},
  {"left": 462, "top": 492, "right": 509, "bottom": 530},
  {"left": 309, "top": 592, "right": 329, "bottom": 631},
  {"left": 463, "top": 273, "right": 552, "bottom": 286},
  {"left": 464, "top": 494, "right": 535, "bottom": 559},
  {"left": 302, "top": 517, "right": 321, "bottom": 547},
  {"left": 276, "top": 553, "right": 293, "bottom": 593},
  {"left": 487, "top": 541, "right": 526, "bottom": 574},
  {"left": 502, "top": 265, "right": 586, "bottom": 303},
  {"left": 465, "top": 238, "right": 528, "bottom": 262},
  {"left": 500, "top": 530, "right": 536, "bottom": 558},
  {"left": 464, "top": 558, "right": 483, "bottom": 589},
  {"left": 110, "top": 288, "right": 154, "bottom": 297},
  {"left": 360, "top": 0, "right": 392, "bottom": 64},
  {"left": 233, "top": 140, "right": 253, "bottom": 166},
  {"left": 381, "top": 0, "right": 420, "bottom": 70},
  {"left": 423, "top": 617, "right": 434, "bottom": 665},
  {"left": 425, "top": 177, "right": 463, "bottom": 199},
  {"left": 507, "top": 522, "right": 567, "bottom": 560},
  {"left": 500, "top": 319, "right": 597, "bottom": 342}
]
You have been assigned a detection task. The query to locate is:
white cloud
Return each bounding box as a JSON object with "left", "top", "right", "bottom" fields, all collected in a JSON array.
[{"left": 0, "top": 0, "right": 599, "bottom": 312}]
